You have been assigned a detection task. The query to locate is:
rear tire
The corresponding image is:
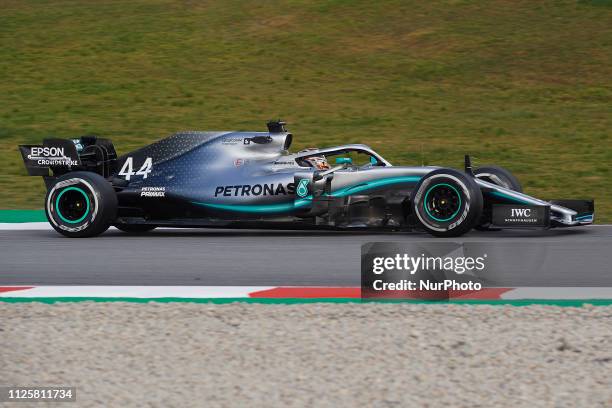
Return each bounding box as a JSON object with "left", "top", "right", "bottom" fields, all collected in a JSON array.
[
  {"left": 45, "top": 171, "right": 117, "bottom": 238},
  {"left": 411, "top": 169, "right": 483, "bottom": 237}
]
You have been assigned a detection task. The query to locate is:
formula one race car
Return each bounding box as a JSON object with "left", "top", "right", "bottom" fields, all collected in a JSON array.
[{"left": 19, "top": 121, "right": 594, "bottom": 238}]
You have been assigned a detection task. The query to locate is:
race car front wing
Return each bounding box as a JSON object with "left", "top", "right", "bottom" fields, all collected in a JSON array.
[{"left": 476, "top": 179, "right": 594, "bottom": 228}]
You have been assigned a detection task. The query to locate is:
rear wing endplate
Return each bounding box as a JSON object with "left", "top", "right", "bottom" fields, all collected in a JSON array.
[{"left": 19, "top": 139, "right": 81, "bottom": 176}]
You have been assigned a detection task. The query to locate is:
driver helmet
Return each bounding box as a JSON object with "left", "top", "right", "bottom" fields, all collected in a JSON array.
[
  {"left": 303, "top": 155, "right": 330, "bottom": 170},
  {"left": 299, "top": 148, "right": 331, "bottom": 170},
  {"left": 306, "top": 156, "right": 330, "bottom": 170}
]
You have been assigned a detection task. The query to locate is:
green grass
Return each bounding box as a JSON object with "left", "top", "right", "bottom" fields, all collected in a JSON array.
[{"left": 1, "top": 0, "right": 611, "bottom": 220}]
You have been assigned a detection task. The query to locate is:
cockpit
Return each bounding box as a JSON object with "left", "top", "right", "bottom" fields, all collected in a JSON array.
[{"left": 295, "top": 145, "right": 390, "bottom": 170}]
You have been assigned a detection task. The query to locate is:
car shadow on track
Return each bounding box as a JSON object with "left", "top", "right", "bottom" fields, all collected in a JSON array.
[{"left": 99, "top": 227, "right": 591, "bottom": 239}]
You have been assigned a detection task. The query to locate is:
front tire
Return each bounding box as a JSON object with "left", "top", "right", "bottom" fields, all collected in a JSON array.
[
  {"left": 45, "top": 171, "right": 117, "bottom": 238},
  {"left": 474, "top": 166, "right": 522, "bottom": 230},
  {"left": 474, "top": 166, "right": 522, "bottom": 192},
  {"left": 411, "top": 169, "right": 483, "bottom": 237}
]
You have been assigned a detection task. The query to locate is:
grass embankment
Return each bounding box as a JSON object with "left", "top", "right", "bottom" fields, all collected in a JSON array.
[{"left": 1, "top": 1, "right": 610, "bottom": 220}]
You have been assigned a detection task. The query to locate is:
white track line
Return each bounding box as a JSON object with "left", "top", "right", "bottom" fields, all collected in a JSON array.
[
  {"left": 0, "top": 224, "right": 224, "bottom": 231},
  {"left": 0, "top": 222, "right": 52, "bottom": 230},
  {"left": 1, "top": 286, "right": 612, "bottom": 300},
  {"left": 0, "top": 286, "right": 273, "bottom": 298},
  {"left": 0, "top": 223, "right": 122, "bottom": 230},
  {"left": 502, "top": 287, "right": 612, "bottom": 300}
]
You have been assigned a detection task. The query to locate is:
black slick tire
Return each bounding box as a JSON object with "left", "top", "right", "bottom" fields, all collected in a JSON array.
[{"left": 45, "top": 171, "right": 117, "bottom": 238}]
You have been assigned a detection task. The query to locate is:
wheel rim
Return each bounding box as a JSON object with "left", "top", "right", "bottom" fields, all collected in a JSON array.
[
  {"left": 423, "top": 183, "right": 462, "bottom": 222},
  {"left": 55, "top": 186, "right": 90, "bottom": 224}
]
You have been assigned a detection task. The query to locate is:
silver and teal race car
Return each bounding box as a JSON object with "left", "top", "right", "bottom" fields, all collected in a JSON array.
[{"left": 20, "top": 121, "right": 594, "bottom": 237}]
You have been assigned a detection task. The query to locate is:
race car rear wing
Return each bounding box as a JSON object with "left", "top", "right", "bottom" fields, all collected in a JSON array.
[{"left": 19, "top": 136, "right": 118, "bottom": 180}]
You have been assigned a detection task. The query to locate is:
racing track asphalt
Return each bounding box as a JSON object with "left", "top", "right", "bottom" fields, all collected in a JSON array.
[{"left": 1, "top": 226, "right": 611, "bottom": 286}]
